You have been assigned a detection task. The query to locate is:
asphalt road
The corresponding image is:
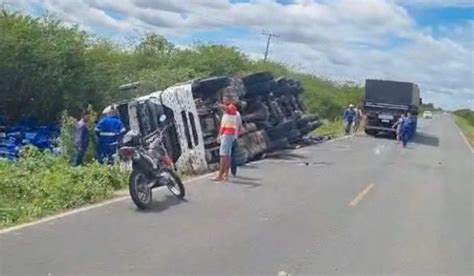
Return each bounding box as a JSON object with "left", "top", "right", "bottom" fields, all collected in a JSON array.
[{"left": 1, "top": 114, "right": 473, "bottom": 276}]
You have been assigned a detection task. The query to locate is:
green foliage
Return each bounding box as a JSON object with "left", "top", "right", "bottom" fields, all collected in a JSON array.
[
  {"left": 0, "top": 147, "right": 127, "bottom": 228},
  {"left": 0, "top": 12, "right": 100, "bottom": 121},
  {"left": 452, "top": 109, "right": 474, "bottom": 147},
  {"left": 1, "top": 9, "right": 362, "bottom": 124},
  {"left": 453, "top": 114, "right": 474, "bottom": 147},
  {"left": 313, "top": 119, "right": 345, "bottom": 137},
  {"left": 453, "top": 109, "right": 474, "bottom": 126},
  {"left": 59, "top": 110, "right": 76, "bottom": 160}
]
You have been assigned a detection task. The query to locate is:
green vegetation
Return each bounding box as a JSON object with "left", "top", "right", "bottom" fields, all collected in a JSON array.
[
  {"left": 0, "top": 10, "right": 362, "bottom": 122},
  {"left": 452, "top": 109, "right": 474, "bottom": 147},
  {"left": 313, "top": 119, "right": 345, "bottom": 137},
  {"left": 0, "top": 148, "right": 127, "bottom": 228},
  {"left": 0, "top": 9, "right": 363, "bottom": 227}
]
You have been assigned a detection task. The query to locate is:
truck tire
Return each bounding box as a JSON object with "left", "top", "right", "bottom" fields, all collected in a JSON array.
[
  {"left": 287, "top": 129, "right": 301, "bottom": 143},
  {"left": 265, "top": 125, "right": 287, "bottom": 140},
  {"left": 245, "top": 80, "right": 275, "bottom": 96},
  {"left": 269, "top": 138, "right": 289, "bottom": 150},
  {"left": 265, "top": 120, "right": 297, "bottom": 140},
  {"left": 242, "top": 72, "right": 274, "bottom": 87},
  {"left": 364, "top": 129, "right": 377, "bottom": 136},
  {"left": 234, "top": 146, "right": 249, "bottom": 165},
  {"left": 300, "top": 121, "right": 321, "bottom": 135},
  {"left": 242, "top": 123, "right": 258, "bottom": 133},
  {"left": 192, "top": 76, "right": 230, "bottom": 95},
  {"left": 280, "top": 120, "right": 297, "bottom": 130},
  {"left": 296, "top": 115, "right": 312, "bottom": 127},
  {"left": 272, "top": 85, "right": 291, "bottom": 96}
]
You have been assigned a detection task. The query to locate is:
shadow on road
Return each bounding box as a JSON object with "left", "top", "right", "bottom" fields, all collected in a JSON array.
[
  {"left": 266, "top": 151, "right": 307, "bottom": 160},
  {"left": 136, "top": 195, "right": 188, "bottom": 213},
  {"left": 230, "top": 176, "right": 262, "bottom": 188},
  {"left": 412, "top": 132, "right": 440, "bottom": 147},
  {"left": 233, "top": 175, "right": 261, "bottom": 181},
  {"left": 241, "top": 164, "right": 259, "bottom": 169}
]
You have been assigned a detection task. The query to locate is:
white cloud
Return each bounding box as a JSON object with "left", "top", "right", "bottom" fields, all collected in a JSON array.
[
  {"left": 6, "top": 0, "right": 474, "bottom": 109},
  {"left": 394, "top": 0, "right": 474, "bottom": 8}
]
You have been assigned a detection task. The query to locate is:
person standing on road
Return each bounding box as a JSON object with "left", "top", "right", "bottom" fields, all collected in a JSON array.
[
  {"left": 400, "top": 112, "right": 412, "bottom": 147},
  {"left": 353, "top": 105, "right": 364, "bottom": 134},
  {"left": 393, "top": 113, "right": 405, "bottom": 143},
  {"left": 95, "top": 106, "right": 126, "bottom": 164},
  {"left": 73, "top": 112, "right": 89, "bottom": 166},
  {"left": 229, "top": 103, "right": 243, "bottom": 178},
  {"left": 343, "top": 104, "right": 356, "bottom": 135},
  {"left": 212, "top": 96, "right": 238, "bottom": 182}
]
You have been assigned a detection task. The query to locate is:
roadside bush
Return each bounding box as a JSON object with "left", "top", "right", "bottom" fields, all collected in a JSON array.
[
  {"left": 313, "top": 119, "right": 345, "bottom": 137},
  {"left": 453, "top": 109, "right": 474, "bottom": 126},
  {"left": 0, "top": 147, "right": 127, "bottom": 228},
  {"left": 1, "top": 9, "right": 362, "bottom": 124}
]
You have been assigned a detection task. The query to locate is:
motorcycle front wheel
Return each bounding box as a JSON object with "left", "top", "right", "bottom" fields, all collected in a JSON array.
[
  {"left": 129, "top": 170, "right": 153, "bottom": 210},
  {"left": 161, "top": 168, "right": 185, "bottom": 198}
]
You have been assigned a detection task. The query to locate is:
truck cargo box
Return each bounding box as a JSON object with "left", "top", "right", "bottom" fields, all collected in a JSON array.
[{"left": 365, "top": 79, "right": 420, "bottom": 108}]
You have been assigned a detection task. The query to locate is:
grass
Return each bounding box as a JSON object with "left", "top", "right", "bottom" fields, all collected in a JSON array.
[
  {"left": 453, "top": 114, "right": 474, "bottom": 148},
  {"left": 313, "top": 119, "right": 345, "bottom": 137},
  {"left": 0, "top": 148, "right": 128, "bottom": 229}
]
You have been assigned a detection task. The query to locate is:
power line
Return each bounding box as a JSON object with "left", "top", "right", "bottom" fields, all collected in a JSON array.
[{"left": 261, "top": 31, "right": 279, "bottom": 62}]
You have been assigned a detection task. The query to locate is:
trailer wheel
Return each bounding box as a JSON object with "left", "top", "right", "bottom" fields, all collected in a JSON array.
[
  {"left": 192, "top": 76, "right": 230, "bottom": 95},
  {"left": 269, "top": 138, "right": 289, "bottom": 150},
  {"left": 245, "top": 80, "right": 275, "bottom": 96},
  {"left": 234, "top": 147, "right": 249, "bottom": 165},
  {"left": 265, "top": 125, "right": 287, "bottom": 140},
  {"left": 364, "top": 129, "right": 377, "bottom": 136},
  {"left": 242, "top": 72, "right": 274, "bottom": 87},
  {"left": 288, "top": 129, "right": 301, "bottom": 143}
]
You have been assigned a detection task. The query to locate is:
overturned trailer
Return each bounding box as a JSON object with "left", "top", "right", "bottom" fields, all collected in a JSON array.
[{"left": 111, "top": 72, "right": 321, "bottom": 173}]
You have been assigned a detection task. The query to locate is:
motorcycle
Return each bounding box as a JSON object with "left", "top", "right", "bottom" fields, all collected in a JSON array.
[{"left": 119, "top": 114, "right": 185, "bottom": 210}]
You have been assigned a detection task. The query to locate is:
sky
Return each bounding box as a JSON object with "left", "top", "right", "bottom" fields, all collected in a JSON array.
[{"left": 5, "top": 0, "right": 474, "bottom": 110}]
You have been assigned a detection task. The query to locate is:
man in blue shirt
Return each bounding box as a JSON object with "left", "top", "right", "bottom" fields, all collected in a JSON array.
[
  {"left": 400, "top": 112, "right": 412, "bottom": 148},
  {"left": 73, "top": 112, "right": 89, "bottom": 166},
  {"left": 343, "top": 104, "right": 356, "bottom": 135},
  {"left": 95, "top": 106, "right": 126, "bottom": 164}
]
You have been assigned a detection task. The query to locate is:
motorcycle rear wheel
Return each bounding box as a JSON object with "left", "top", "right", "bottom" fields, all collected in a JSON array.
[
  {"left": 129, "top": 170, "right": 153, "bottom": 210},
  {"left": 162, "top": 168, "right": 185, "bottom": 198}
]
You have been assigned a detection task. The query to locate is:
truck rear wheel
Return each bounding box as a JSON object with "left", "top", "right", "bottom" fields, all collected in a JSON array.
[{"left": 364, "top": 129, "right": 377, "bottom": 136}]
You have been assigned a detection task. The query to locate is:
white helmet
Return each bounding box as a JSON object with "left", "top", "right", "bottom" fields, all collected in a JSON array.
[
  {"left": 349, "top": 104, "right": 354, "bottom": 108},
  {"left": 102, "top": 105, "right": 116, "bottom": 115}
]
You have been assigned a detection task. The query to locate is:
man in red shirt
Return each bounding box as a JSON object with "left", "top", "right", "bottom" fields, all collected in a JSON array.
[{"left": 212, "top": 96, "right": 238, "bottom": 181}]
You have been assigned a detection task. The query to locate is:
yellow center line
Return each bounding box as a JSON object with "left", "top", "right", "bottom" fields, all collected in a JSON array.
[{"left": 348, "top": 183, "right": 375, "bottom": 207}]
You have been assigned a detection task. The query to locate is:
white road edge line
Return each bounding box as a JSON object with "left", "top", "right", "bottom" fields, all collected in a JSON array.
[
  {"left": 0, "top": 135, "right": 353, "bottom": 235},
  {"left": 0, "top": 172, "right": 215, "bottom": 235},
  {"left": 452, "top": 117, "right": 474, "bottom": 154}
]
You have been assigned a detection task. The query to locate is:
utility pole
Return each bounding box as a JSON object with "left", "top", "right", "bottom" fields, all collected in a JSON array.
[{"left": 262, "top": 31, "right": 279, "bottom": 62}]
